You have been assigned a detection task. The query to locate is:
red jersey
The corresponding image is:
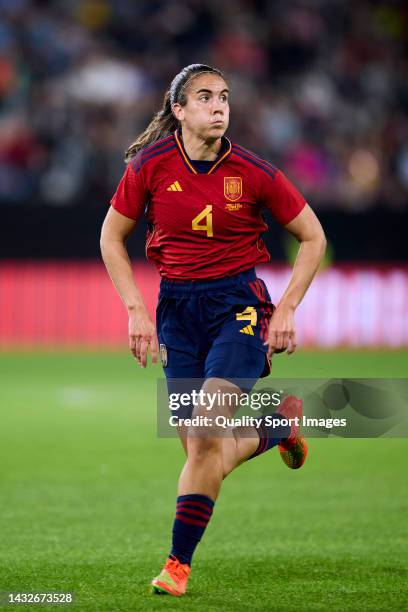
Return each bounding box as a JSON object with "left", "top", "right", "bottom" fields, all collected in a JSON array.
[{"left": 111, "top": 130, "right": 306, "bottom": 279}]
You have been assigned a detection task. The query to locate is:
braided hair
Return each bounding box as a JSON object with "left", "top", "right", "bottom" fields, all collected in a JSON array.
[{"left": 125, "top": 64, "right": 224, "bottom": 162}]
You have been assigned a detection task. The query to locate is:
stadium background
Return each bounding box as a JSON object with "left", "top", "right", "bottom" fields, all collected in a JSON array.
[{"left": 0, "top": 1, "right": 407, "bottom": 610}]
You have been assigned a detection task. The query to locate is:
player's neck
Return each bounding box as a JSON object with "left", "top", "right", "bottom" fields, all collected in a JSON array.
[{"left": 181, "top": 129, "right": 222, "bottom": 162}]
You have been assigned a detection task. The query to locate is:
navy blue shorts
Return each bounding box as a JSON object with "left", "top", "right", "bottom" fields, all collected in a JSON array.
[{"left": 156, "top": 268, "right": 275, "bottom": 390}]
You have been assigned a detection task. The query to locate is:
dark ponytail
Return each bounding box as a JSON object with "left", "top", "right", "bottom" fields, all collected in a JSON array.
[
  {"left": 125, "top": 63, "right": 225, "bottom": 162},
  {"left": 125, "top": 91, "right": 176, "bottom": 162}
]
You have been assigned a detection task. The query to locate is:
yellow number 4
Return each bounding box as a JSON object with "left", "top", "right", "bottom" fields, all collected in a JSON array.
[{"left": 192, "top": 205, "right": 213, "bottom": 237}]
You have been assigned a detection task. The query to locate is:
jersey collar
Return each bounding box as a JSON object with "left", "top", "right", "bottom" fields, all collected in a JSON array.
[{"left": 174, "top": 129, "right": 232, "bottom": 175}]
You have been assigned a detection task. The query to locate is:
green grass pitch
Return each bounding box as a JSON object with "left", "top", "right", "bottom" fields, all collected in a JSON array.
[{"left": 0, "top": 350, "right": 407, "bottom": 611}]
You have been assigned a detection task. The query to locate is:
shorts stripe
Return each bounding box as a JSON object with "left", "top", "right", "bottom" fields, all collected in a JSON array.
[{"left": 248, "top": 280, "right": 263, "bottom": 301}]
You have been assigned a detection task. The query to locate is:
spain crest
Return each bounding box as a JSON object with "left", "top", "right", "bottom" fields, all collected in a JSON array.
[{"left": 224, "top": 177, "right": 242, "bottom": 202}]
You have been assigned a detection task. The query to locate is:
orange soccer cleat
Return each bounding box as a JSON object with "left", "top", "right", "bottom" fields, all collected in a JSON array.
[
  {"left": 277, "top": 395, "right": 308, "bottom": 469},
  {"left": 151, "top": 555, "right": 191, "bottom": 596}
]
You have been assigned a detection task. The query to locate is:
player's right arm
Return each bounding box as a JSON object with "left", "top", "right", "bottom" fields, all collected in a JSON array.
[{"left": 100, "top": 159, "right": 158, "bottom": 368}]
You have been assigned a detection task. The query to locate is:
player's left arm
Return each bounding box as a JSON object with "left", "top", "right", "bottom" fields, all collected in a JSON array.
[{"left": 267, "top": 204, "right": 326, "bottom": 356}]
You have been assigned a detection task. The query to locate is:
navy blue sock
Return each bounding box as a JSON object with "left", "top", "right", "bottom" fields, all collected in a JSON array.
[
  {"left": 247, "top": 412, "right": 291, "bottom": 460},
  {"left": 169, "top": 494, "right": 214, "bottom": 566}
]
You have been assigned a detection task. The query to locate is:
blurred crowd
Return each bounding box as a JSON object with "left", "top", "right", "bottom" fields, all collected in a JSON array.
[{"left": 0, "top": 0, "right": 407, "bottom": 211}]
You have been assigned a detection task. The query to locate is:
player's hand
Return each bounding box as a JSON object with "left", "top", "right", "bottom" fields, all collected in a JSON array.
[
  {"left": 264, "top": 304, "right": 297, "bottom": 359},
  {"left": 128, "top": 307, "right": 159, "bottom": 368}
]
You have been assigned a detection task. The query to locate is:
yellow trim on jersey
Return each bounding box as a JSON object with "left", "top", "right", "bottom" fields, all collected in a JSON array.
[
  {"left": 174, "top": 130, "right": 232, "bottom": 175},
  {"left": 207, "top": 140, "right": 232, "bottom": 174},
  {"left": 174, "top": 130, "right": 197, "bottom": 174}
]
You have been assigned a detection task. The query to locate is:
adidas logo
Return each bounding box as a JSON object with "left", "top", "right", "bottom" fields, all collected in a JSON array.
[
  {"left": 239, "top": 325, "right": 254, "bottom": 336},
  {"left": 167, "top": 181, "right": 182, "bottom": 192}
]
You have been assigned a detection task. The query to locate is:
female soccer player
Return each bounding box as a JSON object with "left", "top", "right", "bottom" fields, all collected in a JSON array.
[{"left": 100, "top": 64, "right": 326, "bottom": 597}]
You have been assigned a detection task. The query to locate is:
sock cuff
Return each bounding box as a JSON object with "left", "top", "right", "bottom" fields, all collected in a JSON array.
[
  {"left": 177, "top": 493, "right": 215, "bottom": 509},
  {"left": 248, "top": 417, "right": 283, "bottom": 460}
]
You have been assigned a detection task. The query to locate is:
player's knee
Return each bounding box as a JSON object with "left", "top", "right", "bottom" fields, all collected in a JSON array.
[{"left": 187, "top": 436, "right": 223, "bottom": 461}]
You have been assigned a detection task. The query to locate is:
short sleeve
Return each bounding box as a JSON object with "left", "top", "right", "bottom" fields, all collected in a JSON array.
[
  {"left": 110, "top": 157, "right": 148, "bottom": 221},
  {"left": 260, "top": 170, "right": 306, "bottom": 225}
]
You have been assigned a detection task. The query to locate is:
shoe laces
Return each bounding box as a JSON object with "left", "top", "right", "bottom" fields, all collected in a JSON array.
[{"left": 165, "top": 556, "right": 189, "bottom": 580}]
